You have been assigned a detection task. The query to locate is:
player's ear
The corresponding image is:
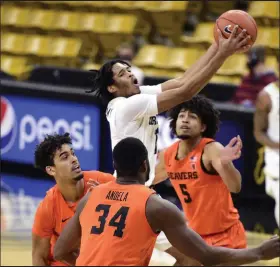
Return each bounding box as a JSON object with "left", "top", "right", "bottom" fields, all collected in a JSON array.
[
  {"left": 201, "top": 124, "right": 206, "bottom": 134},
  {"left": 46, "top": 166, "right": 55, "bottom": 177},
  {"left": 139, "top": 160, "right": 148, "bottom": 173},
  {"left": 108, "top": 85, "right": 117, "bottom": 94}
]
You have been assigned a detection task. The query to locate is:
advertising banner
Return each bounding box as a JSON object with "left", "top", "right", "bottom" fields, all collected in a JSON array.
[
  {"left": 1, "top": 95, "right": 100, "bottom": 170},
  {"left": 1, "top": 173, "right": 55, "bottom": 235}
]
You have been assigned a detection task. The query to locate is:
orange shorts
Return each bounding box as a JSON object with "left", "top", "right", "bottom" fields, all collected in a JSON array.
[{"left": 201, "top": 220, "right": 247, "bottom": 249}]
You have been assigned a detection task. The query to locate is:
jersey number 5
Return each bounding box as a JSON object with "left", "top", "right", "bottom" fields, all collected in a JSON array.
[
  {"left": 179, "top": 184, "right": 192, "bottom": 203},
  {"left": 91, "top": 204, "right": 129, "bottom": 238}
]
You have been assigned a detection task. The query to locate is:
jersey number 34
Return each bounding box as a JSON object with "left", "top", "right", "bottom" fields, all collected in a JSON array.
[{"left": 91, "top": 204, "right": 129, "bottom": 238}]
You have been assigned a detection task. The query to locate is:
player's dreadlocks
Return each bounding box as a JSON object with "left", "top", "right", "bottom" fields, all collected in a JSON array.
[
  {"left": 34, "top": 133, "right": 72, "bottom": 171},
  {"left": 168, "top": 95, "right": 220, "bottom": 138},
  {"left": 86, "top": 59, "right": 131, "bottom": 107}
]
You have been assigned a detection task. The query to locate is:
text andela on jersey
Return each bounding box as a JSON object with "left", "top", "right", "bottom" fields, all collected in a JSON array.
[
  {"left": 106, "top": 190, "right": 129, "bottom": 202},
  {"left": 167, "top": 172, "right": 198, "bottom": 180}
]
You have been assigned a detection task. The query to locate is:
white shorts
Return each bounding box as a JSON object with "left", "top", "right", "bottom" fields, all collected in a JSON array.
[
  {"left": 265, "top": 176, "right": 279, "bottom": 226},
  {"left": 265, "top": 176, "right": 279, "bottom": 201},
  {"left": 149, "top": 247, "right": 176, "bottom": 266},
  {"left": 155, "top": 231, "right": 172, "bottom": 251}
]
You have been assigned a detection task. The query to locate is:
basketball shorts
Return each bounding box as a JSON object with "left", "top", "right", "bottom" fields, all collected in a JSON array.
[
  {"left": 201, "top": 220, "right": 247, "bottom": 249},
  {"left": 154, "top": 231, "right": 172, "bottom": 251},
  {"left": 265, "top": 176, "right": 279, "bottom": 226}
]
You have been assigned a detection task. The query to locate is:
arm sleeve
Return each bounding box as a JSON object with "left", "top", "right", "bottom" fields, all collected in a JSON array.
[
  {"left": 116, "top": 94, "right": 158, "bottom": 122},
  {"left": 140, "top": 84, "right": 162, "bottom": 95},
  {"left": 32, "top": 198, "right": 54, "bottom": 238}
]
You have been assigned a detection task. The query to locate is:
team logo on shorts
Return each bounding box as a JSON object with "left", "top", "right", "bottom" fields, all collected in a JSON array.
[{"left": 1, "top": 97, "right": 17, "bottom": 155}]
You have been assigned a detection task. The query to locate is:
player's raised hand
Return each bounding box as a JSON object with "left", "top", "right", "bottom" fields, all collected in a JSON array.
[
  {"left": 259, "top": 235, "right": 280, "bottom": 260},
  {"left": 220, "top": 135, "right": 242, "bottom": 164},
  {"left": 86, "top": 179, "right": 100, "bottom": 193},
  {"left": 217, "top": 25, "right": 251, "bottom": 57}
]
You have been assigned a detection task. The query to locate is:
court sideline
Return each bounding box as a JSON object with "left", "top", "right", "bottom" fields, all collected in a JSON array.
[{"left": 1, "top": 232, "right": 279, "bottom": 266}]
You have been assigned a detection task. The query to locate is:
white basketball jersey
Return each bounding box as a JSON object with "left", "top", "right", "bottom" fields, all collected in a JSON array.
[
  {"left": 106, "top": 85, "right": 162, "bottom": 187},
  {"left": 263, "top": 82, "right": 279, "bottom": 179}
]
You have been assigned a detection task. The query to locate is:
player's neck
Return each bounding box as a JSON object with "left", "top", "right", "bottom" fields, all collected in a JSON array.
[
  {"left": 57, "top": 179, "right": 84, "bottom": 202},
  {"left": 116, "top": 177, "right": 143, "bottom": 185},
  {"left": 178, "top": 136, "right": 202, "bottom": 157}
]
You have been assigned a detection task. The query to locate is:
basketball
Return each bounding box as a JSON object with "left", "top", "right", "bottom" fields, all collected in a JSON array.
[{"left": 214, "top": 10, "right": 258, "bottom": 46}]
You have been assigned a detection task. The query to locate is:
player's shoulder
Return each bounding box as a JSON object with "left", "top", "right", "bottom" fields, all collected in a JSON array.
[
  {"left": 83, "top": 170, "right": 115, "bottom": 183},
  {"left": 146, "top": 192, "right": 176, "bottom": 218},
  {"left": 36, "top": 185, "right": 57, "bottom": 215},
  {"left": 263, "top": 82, "right": 279, "bottom": 95},
  {"left": 136, "top": 184, "right": 156, "bottom": 195},
  {"left": 107, "top": 97, "right": 126, "bottom": 110},
  {"left": 83, "top": 170, "right": 101, "bottom": 181},
  {"left": 202, "top": 137, "right": 216, "bottom": 146},
  {"left": 256, "top": 88, "right": 272, "bottom": 110},
  {"left": 165, "top": 141, "right": 180, "bottom": 155},
  {"left": 203, "top": 139, "right": 222, "bottom": 155},
  {"left": 106, "top": 97, "right": 125, "bottom": 117},
  {"left": 163, "top": 141, "right": 180, "bottom": 165},
  {"left": 44, "top": 184, "right": 58, "bottom": 200}
]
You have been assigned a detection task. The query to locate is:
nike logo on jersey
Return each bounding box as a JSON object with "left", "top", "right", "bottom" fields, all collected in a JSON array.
[{"left": 62, "top": 217, "right": 71, "bottom": 223}]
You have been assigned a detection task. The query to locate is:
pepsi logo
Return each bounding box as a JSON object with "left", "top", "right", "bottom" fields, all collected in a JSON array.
[
  {"left": 224, "top": 25, "right": 233, "bottom": 34},
  {"left": 1, "top": 97, "right": 17, "bottom": 155}
]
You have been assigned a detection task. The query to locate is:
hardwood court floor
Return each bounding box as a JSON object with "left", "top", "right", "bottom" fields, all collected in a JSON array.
[{"left": 1, "top": 232, "right": 279, "bottom": 266}]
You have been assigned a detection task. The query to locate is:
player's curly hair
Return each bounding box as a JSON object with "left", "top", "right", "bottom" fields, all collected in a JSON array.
[
  {"left": 86, "top": 59, "right": 131, "bottom": 107},
  {"left": 168, "top": 95, "right": 220, "bottom": 138},
  {"left": 34, "top": 133, "right": 72, "bottom": 171}
]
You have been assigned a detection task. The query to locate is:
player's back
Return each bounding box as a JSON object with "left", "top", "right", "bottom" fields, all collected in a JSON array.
[{"left": 76, "top": 181, "right": 158, "bottom": 266}]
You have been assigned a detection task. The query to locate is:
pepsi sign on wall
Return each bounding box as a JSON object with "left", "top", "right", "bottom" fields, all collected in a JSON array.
[
  {"left": 1, "top": 173, "right": 55, "bottom": 233},
  {"left": 1, "top": 95, "right": 100, "bottom": 170}
]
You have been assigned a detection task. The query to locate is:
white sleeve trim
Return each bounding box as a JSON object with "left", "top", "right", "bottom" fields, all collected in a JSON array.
[{"left": 140, "top": 84, "right": 162, "bottom": 95}]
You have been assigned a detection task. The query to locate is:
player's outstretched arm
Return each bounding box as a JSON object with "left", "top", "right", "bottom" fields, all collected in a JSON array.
[
  {"left": 114, "top": 27, "right": 249, "bottom": 122},
  {"left": 53, "top": 192, "right": 91, "bottom": 265},
  {"left": 204, "top": 138, "right": 242, "bottom": 193},
  {"left": 156, "top": 26, "right": 251, "bottom": 114},
  {"left": 146, "top": 194, "right": 280, "bottom": 266},
  {"left": 161, "top": 43, "right": 218, "bottom": 92},
  {"left": 254, "top": 90, "right": 279, "bottom": 149}
]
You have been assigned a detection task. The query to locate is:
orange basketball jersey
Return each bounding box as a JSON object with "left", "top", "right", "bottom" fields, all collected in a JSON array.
[
  {"left": 76, "top": 181, "right": 158, "bottom": 266},
  {"left": 164, "top": 138, "right": 239, "bottom": 236},
  {"left": 32, "top": 171, "right": 115, "bottom": 266}
]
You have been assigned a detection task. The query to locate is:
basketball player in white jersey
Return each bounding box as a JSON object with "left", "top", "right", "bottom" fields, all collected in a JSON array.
[
  {"left": 254, "top": 73, "right": 279, "bottom": 227},
  {"left": 87, "top": 26, "right": 251, "bottom": 265}
]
